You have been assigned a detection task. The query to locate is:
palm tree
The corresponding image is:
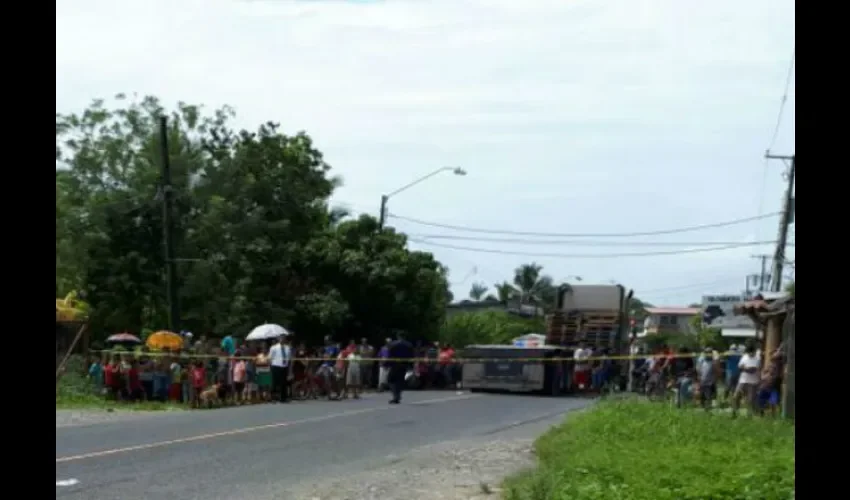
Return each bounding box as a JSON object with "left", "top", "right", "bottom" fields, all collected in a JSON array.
[
  {"left": 469, "top": 282, "right": 488, "bottom": 301},
  {"left": 513, "top": 262, "right": 556, "bottom": 306},
  {"left": 495, "top": 282, "right": 516, "bottom": 304}
]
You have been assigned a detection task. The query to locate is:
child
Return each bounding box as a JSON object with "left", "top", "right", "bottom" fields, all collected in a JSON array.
[
  {"left": 232, "top": 354, "right": 247, "bottom": 405},
  {"left": 190, "top": 361, "right": 206, "bottom": 408},
  {"left": 169, "top": 358, "right": 183, "bottom": 402},
  {"left": 88, "top": 357, "right": 103, "bottom": 394}
]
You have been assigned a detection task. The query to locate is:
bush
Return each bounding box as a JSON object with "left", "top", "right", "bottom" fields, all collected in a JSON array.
[
  {"left": 503, "top": 400, "right": 795, "bottom": 500},
  {"left": 439, "top": 310, "right": 544, "bottom": 347}
]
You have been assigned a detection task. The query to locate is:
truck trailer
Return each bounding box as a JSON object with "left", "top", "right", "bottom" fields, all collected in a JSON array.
[{"left": 460, "top": 283, "right": 633, "bottom": 395}]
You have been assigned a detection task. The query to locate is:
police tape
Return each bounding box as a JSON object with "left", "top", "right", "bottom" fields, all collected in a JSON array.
[{"left": 90, "top": 350, "right": 737, "bottom": 363}]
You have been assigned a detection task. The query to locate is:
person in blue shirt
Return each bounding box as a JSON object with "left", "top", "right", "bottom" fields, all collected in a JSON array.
[
  {"left": 221, "top": 334, "right": 235, "bottom": 356},
  {"left": 88, "top": 357, "right": 104, "bottom": 393},
  {"left": 724, "top": 344, "right": 742, "bottom": 400},
  {"left": 387, "top": 333, "right": 414, "bottom": 404}
]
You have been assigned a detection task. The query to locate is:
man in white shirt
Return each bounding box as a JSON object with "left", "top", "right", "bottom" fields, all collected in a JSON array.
[
  {"left": 269, "top": 336, "right": 292, "bottom": 403},
  {"left": 732, "top": 341, "right": 761, "bottom": 417}
]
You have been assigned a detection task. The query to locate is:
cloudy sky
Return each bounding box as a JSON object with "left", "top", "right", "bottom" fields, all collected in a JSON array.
[{"left": 56, "top": 0, "right": 795, "bottom": 306}]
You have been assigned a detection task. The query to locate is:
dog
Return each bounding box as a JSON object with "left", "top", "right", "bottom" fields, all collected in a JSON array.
[{"left": 199, "top": 383, "right": 222, "bottom": 408}]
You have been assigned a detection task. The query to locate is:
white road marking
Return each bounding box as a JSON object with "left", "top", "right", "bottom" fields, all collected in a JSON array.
[
  {"left": 56, "top": 479, "right": 80, "bottom": 487},
  {"left": 56, "top": 393, "right": 479, "bottom": 463}
]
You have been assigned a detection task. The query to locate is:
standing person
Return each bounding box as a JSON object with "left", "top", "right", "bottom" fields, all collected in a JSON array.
[
  {"left": 438, "top": 343, "right": 456, "bottom": 388},
  {"left": 697, "top": 347, "right": 718, "bottom": 411},
  {"left": 757, "top": 345, "right": 785, "bottom": 417},
  {"left": 232, "top": 352, "right": 247, "bottom": 405},
  {"left": 216, "top": 350, "right": 231, "bottom": 404},
  {"left": 573, "top": 343, "right": 591, "bottom": 391},
  {"left": 732, "top": 341, "right": 761, "bottom": 417},
  {"left": 169, "top": 357, "right": 183, "bottom": 402},
  {"left": 345, "top": 345, "right": 362, "bottom": 399},
  {"left": 221, "top": 334, "right": 235, "bottom": 356},
  {"left": 387, "top": 333, "right": 414, "bottom": 404},
  {"left": 269, "top": 336, "right": 290, "bottom": 403},
  {"left": 724, "top": 345, "right": 742, "bottom": 401},
  {"left": 190, "top": 361, "right": 206, "bottom": 408},
  {"left": 671, "top": 347, "right": 695, "bottom": 408},
  {"left": 378, "top": 338, "right": 391, "bottom": 392},
  {"left": 255, "top": 345, "right": 272, "bottom": 401},
  {"left": 87, "top": 357, "right": 103, "bottom": 394},
  {"left": 358, "top": 338, "right": 375, "bottom": 390}
]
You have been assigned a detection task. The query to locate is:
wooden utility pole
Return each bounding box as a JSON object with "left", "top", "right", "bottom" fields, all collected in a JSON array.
[
  {"left": 159, "top": 116, "right": 181, "bottom": 332},
  {"left": 750, "top": 254, "right": 771, "bottom": 292},
  {"left": 765, "top": 153, "right": 795, "bottom": 292}
]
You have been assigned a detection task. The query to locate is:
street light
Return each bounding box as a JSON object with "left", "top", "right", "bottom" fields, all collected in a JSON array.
[{"left": 378, "top": 166, "right": 467, "bottom": 229}]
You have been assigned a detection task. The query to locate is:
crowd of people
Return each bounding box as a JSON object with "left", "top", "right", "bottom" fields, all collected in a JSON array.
[
  {"left": 628, "top": 340, "right": 786, "bottom": 416},
  {"left": 85, "top": 334, "right": 461, "bottom": 408}
]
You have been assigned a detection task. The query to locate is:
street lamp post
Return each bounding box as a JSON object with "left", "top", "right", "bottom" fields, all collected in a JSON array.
[{"left": 378, "top": 166, "right": 466, "bottom": 230}]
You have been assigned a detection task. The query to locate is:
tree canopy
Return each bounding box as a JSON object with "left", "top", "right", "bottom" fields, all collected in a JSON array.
[{"left": 56, "top": 96, "right": 450, "bottom": 346}]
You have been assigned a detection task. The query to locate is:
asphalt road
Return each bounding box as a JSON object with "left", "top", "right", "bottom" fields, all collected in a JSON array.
[{"left": 56, "top": 391, "right": 592, "bottom": 500}]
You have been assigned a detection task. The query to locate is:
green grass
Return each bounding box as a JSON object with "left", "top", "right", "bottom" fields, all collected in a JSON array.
[
  {"left": 503, "top": 399, "right": 795, "bottom": 500},
  {"left": 56, "top": 356, "right": 186, "bottom": 412}
]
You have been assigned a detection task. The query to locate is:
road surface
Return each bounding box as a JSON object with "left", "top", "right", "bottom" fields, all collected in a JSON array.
[{"left": 56, "top": 391, "right": 592, "bottom": 499}]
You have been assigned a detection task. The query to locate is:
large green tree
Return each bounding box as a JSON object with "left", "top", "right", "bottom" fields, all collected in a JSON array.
[{"left": 56, "top": 95, "right": 450, "bottom": 346}]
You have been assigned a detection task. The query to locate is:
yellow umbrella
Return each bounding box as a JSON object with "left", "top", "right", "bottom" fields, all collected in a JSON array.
[{"left": 146, "top": 330, "right": 184, "bottom": 351}]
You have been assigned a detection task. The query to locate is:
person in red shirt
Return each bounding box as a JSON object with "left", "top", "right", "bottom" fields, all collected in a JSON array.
[
  {"left": 190, "top": 361, "right": 206, "bottom": 408},
  {"left": 103, "top": 359, "right": 117, "bottom": 399},
  {"left": 127, "top": 360, "right": 144, "bottom": 401},
  {"left": 438, "top": 344, "right": 456, "bottom": 387}
]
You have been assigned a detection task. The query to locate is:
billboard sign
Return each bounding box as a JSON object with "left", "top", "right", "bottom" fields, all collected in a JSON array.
[{"left": 700, "top": 294, "right": 755, "bottom": 329}]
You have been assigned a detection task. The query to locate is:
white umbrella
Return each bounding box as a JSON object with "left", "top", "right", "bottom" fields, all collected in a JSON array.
[{"left": 246, "top": 323, "right": 290, "bottom": 341}]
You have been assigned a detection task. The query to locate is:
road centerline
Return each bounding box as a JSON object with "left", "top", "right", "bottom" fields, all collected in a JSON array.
[{"left": 56, "top": 393, "right": 479, "bottom": 464}]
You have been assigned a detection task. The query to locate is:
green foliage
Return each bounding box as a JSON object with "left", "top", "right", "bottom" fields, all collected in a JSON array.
[
  {"left": 785, "top": 280, "right": 795, "bottom": 297},
  {"left": 503, "top": 400, "right": 795, "bottom": 500},
  {"left": 439, "top": 311, "right": 544, "bottom": 346},
  {"left": 56, "top": 96, "right": 450, "bottom": 346},
  {"left": 469, "top": 282, "right": 488, "bottom": 301}
]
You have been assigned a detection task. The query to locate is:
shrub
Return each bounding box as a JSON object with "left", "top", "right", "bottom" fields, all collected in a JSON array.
[
  {"left": 439, "top": 310, "right": 544, "bottom": 347},
  {"left": 503, "top": 400, "right": 795, "bottom": 500}
]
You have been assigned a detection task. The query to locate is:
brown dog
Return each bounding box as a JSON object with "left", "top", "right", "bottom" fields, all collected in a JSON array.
[{"left": 199, "top": 384, "right": 221, "bottom": 408}]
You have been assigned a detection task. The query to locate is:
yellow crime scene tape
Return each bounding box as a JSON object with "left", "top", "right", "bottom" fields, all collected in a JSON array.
[{"left": 90, "top": 350, "right": 736, "bottom": 363}]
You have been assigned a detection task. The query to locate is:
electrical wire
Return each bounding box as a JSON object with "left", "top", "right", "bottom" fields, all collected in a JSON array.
[
  {"left": 766, "top": 47, "right": 796, "bottom": 154},
  {"left": 410, "top": 234, "right": 795, "bottom": 248},
  {"left": 636, "top": 277, "right": 749, "bottom": 295},
  {"left": 390, "top": 212, "right": 781, "bottom": 238},
  {"left": 408, "top": 238, "right": 778, "bottom": 259}
]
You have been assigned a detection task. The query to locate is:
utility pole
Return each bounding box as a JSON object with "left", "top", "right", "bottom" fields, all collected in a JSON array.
[
  {"left": 378, "top": 194, "right": 388, "bottom": 230},
  {"left": 765, "top": 153, "right": 795, "bottom": 292},
  {"left": 750, "top": 254, "right": 771, "bottom": 292},
  {"left": 159, "top": 116, "right": 180, "bottom": 332}
]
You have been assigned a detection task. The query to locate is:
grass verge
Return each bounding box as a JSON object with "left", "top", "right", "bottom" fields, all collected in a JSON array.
[
  {"left": 56, "top": 356, "right": 185, "bottom": 412},
  {"left": 503, "top": 399, "right": 794, "bottom": 500}
]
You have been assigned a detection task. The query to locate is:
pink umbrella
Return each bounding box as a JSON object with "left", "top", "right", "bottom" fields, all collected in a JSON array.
[{"left": 106, "top": 333, "right": 142, "bottom": 344}]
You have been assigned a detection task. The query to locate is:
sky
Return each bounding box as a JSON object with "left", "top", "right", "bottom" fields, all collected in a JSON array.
[{"left": 56, "top": 0, "right": 795, "bottom": 306}]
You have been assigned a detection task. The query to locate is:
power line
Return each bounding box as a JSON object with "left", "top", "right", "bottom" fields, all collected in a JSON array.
[
  {"left": 408, "top": 239, "right": 778, "bottom": 259},
  {"left": 390, "top": 212, "right": 781, "bottom": 238},
  {"left": 766, "top": 47, "right": 796, "bottom": 153},
  {"left": 637, "top": 277, "right": 749, "bottom": 295},
  {"left": 411, "top": 234, "right": 795, "bottom": 247}
]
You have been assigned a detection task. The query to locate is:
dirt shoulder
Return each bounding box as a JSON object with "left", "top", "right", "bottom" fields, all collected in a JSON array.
[{"left": 286, "top": 437, "right": 536, "bottom": 500}]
